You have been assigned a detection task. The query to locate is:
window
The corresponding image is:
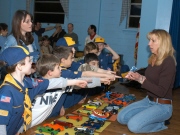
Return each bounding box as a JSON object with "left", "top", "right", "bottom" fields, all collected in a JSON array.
[
  {"left": 128, "top": 0, "right": 142, "bottom": 28},
  {"left": 34, "top": 0, "right": 65, "bottom": 23}
]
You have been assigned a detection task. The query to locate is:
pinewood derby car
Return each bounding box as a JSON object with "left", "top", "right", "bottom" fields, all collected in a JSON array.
[
  {"left": 66, "top": 114, "right": 83, "bottom": 121},
  {"left": 53, "top": 120, "right": 73, "bottom": 128}
]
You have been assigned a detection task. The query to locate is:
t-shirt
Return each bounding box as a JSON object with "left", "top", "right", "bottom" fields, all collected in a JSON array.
[
  {"left": 31, "top": 77, "right": 67, "bottom": 127},
  {"left": 85, "top": 34, "right": 99, "bottom": 45},
  {"left": 64, "top": 32, "right": 78, "bottom": 44},
  {"left": 34, "top": 28, "right": 45, "bottom": 37}
]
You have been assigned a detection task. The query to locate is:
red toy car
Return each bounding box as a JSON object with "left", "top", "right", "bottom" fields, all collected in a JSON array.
[
  {"left": 53, "top": 120, "right": 73, "bottom": 128},
  {"left": 66, "top": 114, "right": 83, "bottom": 122}
]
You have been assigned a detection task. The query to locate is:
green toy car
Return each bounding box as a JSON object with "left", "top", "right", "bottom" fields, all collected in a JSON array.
[
  {"left": 77, "top": 108, "right": 92, "bottom": 115},
  {"left": 37, "top": 126, "right": 59, "bottom": 135}
]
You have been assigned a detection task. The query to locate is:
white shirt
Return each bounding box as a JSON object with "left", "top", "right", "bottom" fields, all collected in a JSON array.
[
  {"left": 31, "top": 77, "right": 68, "bottom": 127},
  {"left": 85, "top": 34, "right": 99, "bottom": 45}
]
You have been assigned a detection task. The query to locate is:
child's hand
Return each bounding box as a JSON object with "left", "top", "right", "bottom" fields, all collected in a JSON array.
[
  {"left": 59, "top": 106, "right": 65, "bottom": 116},
  {"left": 105, "top": 74, "right": 121, "bottom": 81},
  {"left": 106, "top": 70, "right": 116, "bottom": 74},
  {"left": 104, "top": 44, "right": 111, "bottom": 49},
  {"left": 100, "top": 78, "right": 111, "bottom": 85},
  {"left": 75, "top": 80, "right": 88, "bottom": 88}
]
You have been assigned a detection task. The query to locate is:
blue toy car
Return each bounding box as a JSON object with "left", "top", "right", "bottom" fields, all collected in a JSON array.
[
  {"left": 89, "top": 114, "right": 107, "bottom": 121},
  {"left": 81, "top": 120, "right": 104, "bottom": 129}
]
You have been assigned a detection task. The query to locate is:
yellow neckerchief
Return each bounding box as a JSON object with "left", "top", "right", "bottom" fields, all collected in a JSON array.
[
  {"left": 0, "top": 74, "right": 32, "bottom": 131},
  {"left": 60, "top": 64, "right": 67, "bottom": 70}
]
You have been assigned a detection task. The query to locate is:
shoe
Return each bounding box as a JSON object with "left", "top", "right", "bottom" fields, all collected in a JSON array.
[{"left": 165, "top": 120, "right": 170, "bottom": 125}]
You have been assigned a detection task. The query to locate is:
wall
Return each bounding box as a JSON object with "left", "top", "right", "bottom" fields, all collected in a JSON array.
[
  {"left": 137, "top": 0, "right": 173, "bottom": 68},
  {"left": 0, "top": 0, "right": 27, "bottom": 32}
]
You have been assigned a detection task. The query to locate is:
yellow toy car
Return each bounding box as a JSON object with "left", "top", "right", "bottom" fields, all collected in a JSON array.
[{"left": 82, "top": 104, "right": 97, "bottom": 109}]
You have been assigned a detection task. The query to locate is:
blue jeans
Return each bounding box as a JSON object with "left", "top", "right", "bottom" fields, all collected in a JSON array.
[{"left": 117, "top": 96, "right": 172, "bottom": 133}]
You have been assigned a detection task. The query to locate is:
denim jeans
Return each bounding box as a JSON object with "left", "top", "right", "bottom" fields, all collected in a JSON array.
[{"left": 117, "top": 96, "right": 172, "bottom": 133}]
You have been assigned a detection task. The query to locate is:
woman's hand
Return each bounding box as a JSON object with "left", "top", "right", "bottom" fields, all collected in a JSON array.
[
  {"left": 125, "top": 71, "right": 146, "bottom": 84},
  {"left": 125, "top": 71, "right": 141, "bottom": 81}
]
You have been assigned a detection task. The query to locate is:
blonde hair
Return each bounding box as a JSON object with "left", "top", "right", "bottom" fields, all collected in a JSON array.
[
  {"left": 84, "top": 42, "right": 98, "bottom": 55},
  {"left": 147, "top": 29, "right": 176, "bottom": 66}
]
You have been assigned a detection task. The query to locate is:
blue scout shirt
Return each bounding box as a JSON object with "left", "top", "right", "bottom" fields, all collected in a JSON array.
[
  {"left": 0, "top": 76, "right": 49, "bottom": 135},
  {"left": 98, "top": 50, "right": 113, "bottom": 70},
  {"left": 60, "top": 68, "right": 84, "bottom": 108},
  {"left": 49, "top": 68, "right": 82, "bottom": 117},
  {"left": 68, "top": 61, "right": 82, "bottom": 71},
  {"left": 61, "top": 67, "right": 82, "bottom": 78}
]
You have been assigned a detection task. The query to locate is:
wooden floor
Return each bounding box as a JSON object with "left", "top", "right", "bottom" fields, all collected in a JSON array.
[{"left": 22, "top": 85, "right": 180, "bottom": 135}]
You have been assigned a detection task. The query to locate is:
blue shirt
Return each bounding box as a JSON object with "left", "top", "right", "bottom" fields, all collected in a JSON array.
[
  {"left": 68, "top": 61, "right": 82, "bottom": 71},
  {"left": 0, "top": 77, "right": 49, "bottom": 135},
  {"left": 0, "top": 36, "right": 7, "bottom": 53},
  {"left": 34, "top": 28, "right": 45, "bottom": 37},
  {"left": 3, "top": 34, "right": 40, "bottom": 63},
  {"left": 98, "top": 50, "right": 113, "bottom": 70},
  {"left": 61, "top": 68, "right": 82, "bottom": 79}
]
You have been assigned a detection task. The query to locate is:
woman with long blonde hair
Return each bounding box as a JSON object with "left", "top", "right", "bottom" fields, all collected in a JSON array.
[{"left": 117, "top": 29, "right": 176, "bottom": 133}]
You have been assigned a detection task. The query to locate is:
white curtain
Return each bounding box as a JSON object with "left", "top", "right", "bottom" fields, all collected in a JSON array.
[
  {"left": 60, "top": 0, "right": 69, "bottom": 18},
  {"left": 119, "top": 0, "right": 130, "bottom": 25}
]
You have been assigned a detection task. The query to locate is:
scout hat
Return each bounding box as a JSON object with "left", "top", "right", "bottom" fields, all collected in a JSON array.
[
  {"left": 94, "top": 37, "right": 106, "bottom": 44},
  {"left": 56, "top": 37, "right": 79, "bottom": 47},
  {"left": 0, "top": 46, "right": 30, "bottom": 66}
]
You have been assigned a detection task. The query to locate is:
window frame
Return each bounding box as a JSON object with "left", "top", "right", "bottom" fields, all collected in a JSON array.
[
  {"left": 127, "top": 0, "right": 142, "bottom": 28},
  {"left": 34, "top": 0, "right": 65, "bottom": 23}
]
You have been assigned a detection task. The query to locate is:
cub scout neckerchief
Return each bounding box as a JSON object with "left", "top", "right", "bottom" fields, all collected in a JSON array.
[{"left": 0, "top": 74, "right": 32, "bottom": 131}]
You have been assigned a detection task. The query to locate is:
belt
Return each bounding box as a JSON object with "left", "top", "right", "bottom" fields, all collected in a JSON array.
[{"left": 148, "top": 95, "right": 172, "bottom": 105}]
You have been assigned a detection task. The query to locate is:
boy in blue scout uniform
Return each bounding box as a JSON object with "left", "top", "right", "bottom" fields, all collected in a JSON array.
[
  {"left": 94, "top": 37, "right": 119, "bottom": 70},
  {"left": 56, "top": 37, "right": 81, "bottom": 71},
  {"left": 0, "top": 46, "right": 49, "bottom": 135},
  {"left": 50, "top": 37, "right": 117, "bottom": 117}
]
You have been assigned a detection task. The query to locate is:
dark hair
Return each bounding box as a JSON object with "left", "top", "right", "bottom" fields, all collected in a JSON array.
[
  {"left": 90, "top": 25, "right": 96, "bottom": 33},
  {"left": 42, "top": 35, "right": 49, "bottom": 41},
  {"left": 12, "top": 10, "right": 34, "bottom": 46},
  {"left": 84, "top": 53, "right": 99, "bottom": 64},
  {"left": 36, "top": 54, "right": 59, "bottom": 76},
  {"left": 68, "top": 23, "right": 74, "bottom": 27},
  {"left": 0, "top": 23, "right": 8, "bottom": 31},
  {"left": 53, "top": 46, "right": 73, "bottom": 61},
  {"left": 34, "top": 20, "right": 40, "bottom": 25}
]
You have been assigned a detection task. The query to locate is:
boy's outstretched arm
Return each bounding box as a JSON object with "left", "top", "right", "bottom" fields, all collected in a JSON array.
[
  {"left": 47, "top": 77, "right": 87, "bottom": 90},
  {"left": 96, "top": 68, "right": 116, "bottom": 74},
  {"left": 82, "top": 71, "right": 120, "bottom": 81},
  {"left": 0, "top": 125, "right": 6, "bottom": 135},
  {"left": 67, "top": 80, "right": 87, "bottom": 88}
]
